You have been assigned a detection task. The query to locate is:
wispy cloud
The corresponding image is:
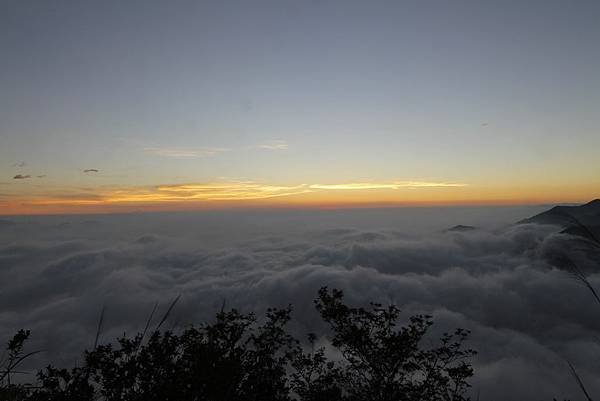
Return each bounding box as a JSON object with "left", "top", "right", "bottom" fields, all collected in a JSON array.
[
  {"left": 83, "top": 169, "right": 99, "bottom": 173},
  {"left": 144, "top": 147, "right": 230, "bottom": 158},
  {"left": 2, "top": 179, "right": 469, "bottom": 212},
  {"left": 11, "top": 181, "right": 311, "bottom": 208},
  {"left": 309, "top": 181, "right": 468, "bottom": 190},
  {"left": 12, "top": 161, "right": 26, "bottom": 168},
  {"left": 109, "top": 182, "right": 312, "bottom": 203},
  {"left": 256, "top": 140, "right": 288, "bottom": 151},
  {"left": 12, "top": 174, "right": 46, "bottom": 179}
]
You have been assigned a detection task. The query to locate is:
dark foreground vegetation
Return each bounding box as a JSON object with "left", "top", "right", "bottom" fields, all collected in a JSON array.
[{"left": 1, "top": 287, "right": 476, "bottom": 401}]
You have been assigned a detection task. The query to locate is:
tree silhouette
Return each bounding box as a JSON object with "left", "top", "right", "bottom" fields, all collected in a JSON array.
[
  {"left": 314, "top": 287, "right": 475, "bottom": 401},
  {"left": 1, "top": 288, "right": 476, "bottom": 401}
]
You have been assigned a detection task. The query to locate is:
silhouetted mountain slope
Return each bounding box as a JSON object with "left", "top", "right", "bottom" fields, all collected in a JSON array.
[
  {"left": 519, "top": 199, "right": 600, "bottom": 240},
  {"left": 517, "top": 199, "right": 600, "bottom": 271}
]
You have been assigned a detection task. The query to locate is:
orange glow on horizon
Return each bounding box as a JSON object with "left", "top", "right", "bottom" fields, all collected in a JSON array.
[{"left": 1, "top": 179, "right": 598, "bottom": 216}]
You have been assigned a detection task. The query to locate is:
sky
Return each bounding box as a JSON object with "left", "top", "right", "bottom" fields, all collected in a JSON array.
[{"left": 1, "top": 0, "right": 599, "bottom": 215}]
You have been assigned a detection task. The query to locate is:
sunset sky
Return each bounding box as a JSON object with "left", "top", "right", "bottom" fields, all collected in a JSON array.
[{"left": 1, "top": 0, "right": 599, "bottom": 215}]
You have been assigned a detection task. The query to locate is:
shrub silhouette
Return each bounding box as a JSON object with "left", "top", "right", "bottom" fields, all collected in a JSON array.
[
  {"left": 314, "top": 287, "right": 475, "bottom": 401},
  {"left": 0, "top": 329, "right": 40, "bottom": 400},
  {"left": 1, "top": 288, "right": 476, "bottom": 401}
]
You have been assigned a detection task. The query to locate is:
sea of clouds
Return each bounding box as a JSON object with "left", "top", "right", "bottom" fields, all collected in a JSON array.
[{"left": 1, "top": 206, "right": 600, "bottom": 400}]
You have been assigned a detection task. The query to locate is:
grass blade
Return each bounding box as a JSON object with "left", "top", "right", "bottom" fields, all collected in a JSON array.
[
  {"left": 568, "top": 361, "right": 593, "bottom": 401},
  {"left": 156, "top": 294, "right": 181, "bottom": 331},
  {"left": 568, "top": 261, "right": 600, "bottom": 307},
  {"left": 93, "top": 306, "right": 105, "bottom": 351},
  {"left": 135, "top": 302, "right": 158, "bottom": 352}
]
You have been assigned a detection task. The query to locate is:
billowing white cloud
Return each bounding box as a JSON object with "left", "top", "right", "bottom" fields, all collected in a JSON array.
[{"left": 0, "top": 211, "right": 598, "bottom": 400}]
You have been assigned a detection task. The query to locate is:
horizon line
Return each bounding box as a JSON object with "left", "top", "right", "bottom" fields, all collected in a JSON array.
[{"left": 0, "top": 198, "right": 592, "bottom": 218}]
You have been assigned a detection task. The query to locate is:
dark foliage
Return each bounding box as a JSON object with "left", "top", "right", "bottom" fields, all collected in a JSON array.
[
  {"left": 314, "top": 288, "right": 475, "bottom": 401},
  {"left": 1, "top": 288, "right": 475, "bottom": 401}
]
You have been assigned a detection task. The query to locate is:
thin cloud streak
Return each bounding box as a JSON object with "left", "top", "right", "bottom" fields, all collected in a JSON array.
[
  {"left": 111, "top": 182, "right": 312, "bottom": 202},
  {"left": 91, "top": 180, "right": 468, "bottom": 203},
  {"left": 256, "top": 140, "right": 288, "bottom": 150},
  {"left": 310, "top": 181, "right": 468, "bottom": 190},
  {"left": 1, "top": 179, "right": 471, "bottom": 213},
  {"left": 144, "top": 147, "right": 230, "bottom": 158},
  {"left": 12, "top": 182, "right": 312, "bottom": 207}
]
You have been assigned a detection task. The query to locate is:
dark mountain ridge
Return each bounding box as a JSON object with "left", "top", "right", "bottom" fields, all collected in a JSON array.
[
  {"left": 518, "top": 199, "right": 600, "bottom": 243},
  {"left": 516, "top": 199, "right": 600, "bottom": 271}
]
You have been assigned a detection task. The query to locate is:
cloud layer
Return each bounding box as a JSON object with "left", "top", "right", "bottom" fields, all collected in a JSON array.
[{"left": 1, "top": 209, "right": 599, "bottom": 400}]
